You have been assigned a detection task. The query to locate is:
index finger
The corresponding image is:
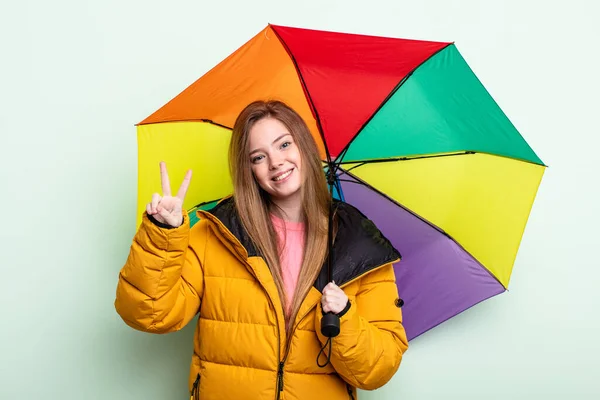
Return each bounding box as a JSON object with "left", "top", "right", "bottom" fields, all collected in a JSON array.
[
  {"left": 160, "top": 161, "right": 171, "bottom": 196},
  {"left": 176, "top": 169, "right": 192, "bottom": 201}
]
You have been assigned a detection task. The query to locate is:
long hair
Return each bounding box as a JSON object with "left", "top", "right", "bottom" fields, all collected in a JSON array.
[{"left": 229, "top": 100, "right": 331, "bottom": 333}]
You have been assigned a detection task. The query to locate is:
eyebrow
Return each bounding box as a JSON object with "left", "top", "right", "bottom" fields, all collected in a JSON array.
[{"left": 249, "top": 133, "right": 292, "bottom": 156}]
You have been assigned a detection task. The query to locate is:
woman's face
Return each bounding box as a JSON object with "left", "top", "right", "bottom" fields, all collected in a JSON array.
[{"left": 248, "top": 117, "right": 303, "bottom": 205}]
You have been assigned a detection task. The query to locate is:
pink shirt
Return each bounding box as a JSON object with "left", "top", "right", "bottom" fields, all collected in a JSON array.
[{"left": 270, "top": 213, "right": 305, "bottom": 312}]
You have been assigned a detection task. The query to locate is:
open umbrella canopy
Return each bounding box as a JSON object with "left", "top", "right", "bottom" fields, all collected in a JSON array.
[{"left": 135, "top": 24, "right": 545, "bottom": 340}]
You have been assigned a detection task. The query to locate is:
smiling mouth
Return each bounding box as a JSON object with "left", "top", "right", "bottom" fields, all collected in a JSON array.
[{"left": 272, "top": 169, "right": 293, "bottom": 181}]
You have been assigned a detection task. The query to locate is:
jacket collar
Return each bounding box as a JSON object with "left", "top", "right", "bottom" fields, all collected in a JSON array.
[{"left": 201, "top": 197, "right": 401, "bottom": 291}]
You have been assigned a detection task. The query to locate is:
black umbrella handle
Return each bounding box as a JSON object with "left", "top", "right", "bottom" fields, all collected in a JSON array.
[{"left": 321, "top": 312, "right": 340, "bottom": 337}]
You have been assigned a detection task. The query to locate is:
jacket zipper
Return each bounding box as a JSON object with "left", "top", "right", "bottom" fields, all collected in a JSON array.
[
  {"left": 190, "top": 373, "right": 200, "bottom": 400},
  {"left": 276, "top": 306, "right": 315, "bottom": 399},
  {"left": 277, "top": 361, "right": 285, "bottom": 399},
  {"left": 347, "top": 383, "right": 355, "bottom": 400}
]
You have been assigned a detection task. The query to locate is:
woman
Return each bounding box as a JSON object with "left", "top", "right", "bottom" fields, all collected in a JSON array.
[{"left": 115, "top": 100, "right": 408, "bottom": 399}]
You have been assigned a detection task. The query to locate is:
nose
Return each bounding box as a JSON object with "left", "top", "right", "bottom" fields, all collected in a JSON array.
[{"left": 269, "top": 154, "right": 284, "bottom": 170}]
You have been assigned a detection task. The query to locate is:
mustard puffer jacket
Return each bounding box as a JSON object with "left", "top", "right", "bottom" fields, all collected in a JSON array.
[{"left": 115, "top": 198, "right": 408, "bottom": 399}]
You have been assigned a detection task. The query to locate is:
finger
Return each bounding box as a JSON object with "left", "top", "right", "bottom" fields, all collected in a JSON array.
[
  {"left": 326, "top": 295, "right": 344, "bottom": 307},
  {"left": 146, "top": 203, "right": 153, "bottom": 215},
  {"left": 157, "top": 206, "right": 173, "bottom": 225},
  {"left": 176, "top": 169, "right": 192, "bottom": 201},
  {"left": 160, "top": 161, "right": 172, "bottom": 197},
  {"left": 325, "top": 298, "right": 344, "bottom": 313},
  {"left": 324, "top": 294, "right": 342, "bottom": 304},
  {"left": 324, "top": 283, "right": 341, "bottom": 295},
  {"left": 151, "top": 193, "right": 161, "bottom": 213}
]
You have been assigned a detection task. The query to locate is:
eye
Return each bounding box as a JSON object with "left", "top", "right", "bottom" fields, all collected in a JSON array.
[
  {"left": 251, "top": 155, "right": 264, "bottom": 163},
  {"left": 280, "top": 141, "right": 291, "bottom": 149}
]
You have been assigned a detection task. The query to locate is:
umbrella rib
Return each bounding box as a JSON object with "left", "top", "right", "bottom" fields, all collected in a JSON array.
[
  {"left": 342, "top": 150, "right": 547, "bottom": 170},
  {"left": 137, "top": 118, "right": 233, "bottom": 131},
  {"left": 197, "top": 119, "right": 232, "bottom": 130},
  {"left": 339, "top": 167, "right": 508, "bottom": 290},
  {"left": 188, "top": 198, "right": 224, "bottom": 211},
  {"left": 334, "top": 43, "right": 454, "bottom": 163},
  {"left": 270, "top": 26, "right": 333, "bottom": 164},
  {"left": 344, "top": 151, "right": 475, "bottom": 172},
  {"left": 333, "top": 146, "right": 351, "bottom": 176},
  {"left": 338, "top": 168, "right": 447, "bottom": 235},
  {"left": 337, "top": 178, "right": 368, "bottom": 186}
]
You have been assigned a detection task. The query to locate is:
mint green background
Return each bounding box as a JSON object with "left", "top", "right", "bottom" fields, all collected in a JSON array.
[{"left": 2, "top": 0, "right": 598, "bottom": 399}]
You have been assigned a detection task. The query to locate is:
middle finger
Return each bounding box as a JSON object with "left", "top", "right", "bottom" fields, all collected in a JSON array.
[{"left": 160, "top": 161, "right": 172, "bottom": 197}]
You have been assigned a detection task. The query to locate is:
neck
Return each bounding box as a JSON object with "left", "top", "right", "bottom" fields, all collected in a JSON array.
[{"left": 270, "top": 194, "right": 303, "bottom": 223}]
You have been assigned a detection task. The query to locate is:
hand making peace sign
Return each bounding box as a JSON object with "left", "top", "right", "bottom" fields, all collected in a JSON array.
[{"left": 146, "top": 162, "right": 192, "bottom": 228}]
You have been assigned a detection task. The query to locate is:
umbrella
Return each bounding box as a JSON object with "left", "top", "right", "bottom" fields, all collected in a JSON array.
[{"left": 134, "top": 24, "right": 545, "bottom": 341}]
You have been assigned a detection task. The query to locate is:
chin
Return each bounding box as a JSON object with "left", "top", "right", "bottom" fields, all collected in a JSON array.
[{"left": 272, "top": 187, "right": 301, "bottom": 202}]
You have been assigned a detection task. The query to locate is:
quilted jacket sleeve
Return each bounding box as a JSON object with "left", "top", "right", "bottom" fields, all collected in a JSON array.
[
  {"left": 315, "top": 263, "right": 408, "bottom": 390},
  {"left": 114, "top": 212, "right": 206, "bottom": 333}
]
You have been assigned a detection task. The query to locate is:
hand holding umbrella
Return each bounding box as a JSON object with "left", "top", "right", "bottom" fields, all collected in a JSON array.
[
  {"left": 146, "top": 161, "right": 193, "bottom": 228},
  {"left": 318, "top": 280, "right": 349, "bottom": 367},
  {"left": 321, "top": 281, "right": 349, "bottom": 314},
  {"left": 321, "top": 282, "right": 348, "bottom": 315}
]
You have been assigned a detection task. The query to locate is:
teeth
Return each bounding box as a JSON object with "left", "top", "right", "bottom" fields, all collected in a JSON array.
[{"left": 273, "top": 169, "right": 292, "bottom": 181}]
